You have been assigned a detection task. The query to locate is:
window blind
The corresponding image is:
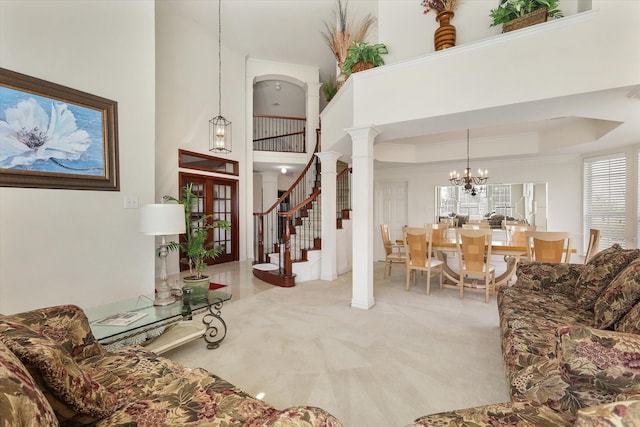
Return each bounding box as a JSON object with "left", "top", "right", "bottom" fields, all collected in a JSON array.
[{"left": 583, "top": 153, "right": 626, "bottom": 252}]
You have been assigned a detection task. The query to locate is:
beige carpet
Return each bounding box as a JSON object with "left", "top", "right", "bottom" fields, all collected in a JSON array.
[{"left": 165, "top": 260, "right": 510, "bottom": 427}]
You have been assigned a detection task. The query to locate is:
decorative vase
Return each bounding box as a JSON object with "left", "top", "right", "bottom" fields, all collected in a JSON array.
[
  {"left": 434, "top": 11, "right": 456, "bottom": 51},
  {"left": 183, "top": 275, "right": 210, "bottom": 301}
]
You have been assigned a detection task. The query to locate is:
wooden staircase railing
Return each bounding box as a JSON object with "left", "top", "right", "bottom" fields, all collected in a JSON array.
[
  {"left": 253, "top": 130, "right": 321, "bottom": 286},
  {"left": 253, "top": 131, "right": 353, "bottom": 287}
]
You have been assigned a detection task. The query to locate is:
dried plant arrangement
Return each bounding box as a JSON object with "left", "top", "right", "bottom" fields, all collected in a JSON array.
[{"left": 321, "top": 0, "right": 376, "bottom": 66}]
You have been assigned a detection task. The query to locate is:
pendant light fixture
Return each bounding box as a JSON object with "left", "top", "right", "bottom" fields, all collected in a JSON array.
[
  {"left": 448, "top": 129, "right": 488, "bottom": 197},
  {"left": 209, "top": 0, "right": 232, "bottom": 153}
]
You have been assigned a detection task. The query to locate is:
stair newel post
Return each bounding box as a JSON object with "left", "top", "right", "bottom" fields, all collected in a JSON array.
[
  {"left": 282, "top": 212, "right": 293, "bottom": 277},
  {"left": 255, "top": 213, "right": 264, "bottom": 263}
]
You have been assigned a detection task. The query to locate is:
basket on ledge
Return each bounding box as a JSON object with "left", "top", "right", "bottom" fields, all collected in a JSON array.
[
  {"left": 502, "top": 7, "right": 548, "bottom": 32},
  {"left": 350, "top": 61, "right": 375, "bottom": 74}
]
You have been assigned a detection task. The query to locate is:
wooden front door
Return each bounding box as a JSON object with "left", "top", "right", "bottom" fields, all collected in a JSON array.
[{"left": 179, "top": 173, "right": 239, "bottom": 267}]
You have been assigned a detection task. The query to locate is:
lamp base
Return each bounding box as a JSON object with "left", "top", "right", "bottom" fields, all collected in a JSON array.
[{"left": 154, "top": 281, "right": 176, "bottom": 306}]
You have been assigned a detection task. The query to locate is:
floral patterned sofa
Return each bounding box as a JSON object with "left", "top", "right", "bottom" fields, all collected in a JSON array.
[
  {"left": 407, "top": 243, "right": 640, "bottom": 426},
  {"left": 0, "top": 304, "right": 343, "bottom": 426}
]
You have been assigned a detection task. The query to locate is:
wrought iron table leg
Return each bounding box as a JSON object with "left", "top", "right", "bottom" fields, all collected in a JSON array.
[{"left": 202, "top": 298, "right": 227, "bottom": 349}]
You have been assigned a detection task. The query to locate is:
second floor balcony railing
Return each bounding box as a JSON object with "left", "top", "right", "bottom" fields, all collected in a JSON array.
[{"left": 253, "top": 114, "right": 305, "bottom": 153}]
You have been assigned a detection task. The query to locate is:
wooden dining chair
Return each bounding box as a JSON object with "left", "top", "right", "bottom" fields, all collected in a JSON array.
[
  {"left": 403, "top": 226, "right": 443, "bottom": 294},
  {"left": 525, "top": 231, "right": 573, "bottom": 263},
  {"left": 455, "top": 228, "right": 495, "bottom": 303},
  {"left": 425, "top": 223, "right": 449, "bottom": 243},
  {"left": 505, "top": 224, "right": 536, "bottom": 247},
  {"left": 584, "top": 228, "right": 601, "bottom": 264},
  {"left": 462, "top": 222, "right": 490, "bottom": 230},
  {"left": 380, "top": 224, "right": 406, "bottom": 278}
]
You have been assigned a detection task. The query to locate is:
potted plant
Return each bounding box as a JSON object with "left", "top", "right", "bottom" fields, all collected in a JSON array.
[
  {"left": 489, "top": 0, "right": 563, "bottom": 32},
  {"left": 321, "top": 0, "right": 376, "bottom": 88},
  {"left": 341, "top": 40, "right": 388, "bottom": 76},
  {"left": 164, "top": 183, "right": 231, "bottom": 298},
  {"left": 321, "top": 76, "right": 338, "bottom": 103}
]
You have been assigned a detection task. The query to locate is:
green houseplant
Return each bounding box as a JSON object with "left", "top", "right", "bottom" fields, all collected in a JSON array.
[
  {"left": 321, "top": 76, "right": 338, "bottom": 103},
  {"left": 489, "top": 0, "right": 563, "bottom": 28},
  {"left": 164, "top": 184, "right": 230, "bottom": 296},
  {"left": 341, "top": 40, "right": 388, "bottom": 76}
]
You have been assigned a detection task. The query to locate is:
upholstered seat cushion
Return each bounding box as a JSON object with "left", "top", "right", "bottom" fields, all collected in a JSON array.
[
  {"left": 406, "top": 400, "right": 575, "bottom": 427},
  {"left": 574, "top": 400, "right": 640, "bottom": 426},
  {"left": 0, "top": 339, "right": 59, "bottom": 426},
  {"left": 557, "top": 326, "right": 640, "bottom": 408},
  {"left": 574, "top": 244, "right": 640, "bottom": 309},
  {"left": 0, "top": 319, "right": 118, "bottom": 424}
]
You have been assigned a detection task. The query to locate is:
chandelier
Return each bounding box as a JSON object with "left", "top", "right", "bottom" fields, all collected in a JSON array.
[
  {"left": 209, "top": 0, "right": 232, "bottom": 153},
  {"left": 448, "top": 129, "right": 488, "bottom": 196}
]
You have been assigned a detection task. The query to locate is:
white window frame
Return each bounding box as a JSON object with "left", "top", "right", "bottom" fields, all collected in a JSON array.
[{"left": 583, "top": 153, "right": 627, "bottom": 252}]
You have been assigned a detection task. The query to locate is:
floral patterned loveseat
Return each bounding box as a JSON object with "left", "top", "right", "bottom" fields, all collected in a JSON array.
[
  {"left": 407, "top": 244, "right": 640, "bottom": 426},
  {"left": 0, "top": 304, "right": 343, "bottom": 427}
]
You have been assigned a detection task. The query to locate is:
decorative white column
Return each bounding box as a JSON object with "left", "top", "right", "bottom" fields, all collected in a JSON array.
[
  {"left": 315, "top": 151, "right": 341, "bottom": 281},
  {"left": 260, "top": 171, "right": 279, "bottom": 211},
  {"left": 346, "top": 125, "right": 380, "bottom": 310}
]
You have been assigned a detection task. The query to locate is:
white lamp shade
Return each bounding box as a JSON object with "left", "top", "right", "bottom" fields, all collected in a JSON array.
[{"left": 139, "top": 204, "right": 186, "bottom": 236}]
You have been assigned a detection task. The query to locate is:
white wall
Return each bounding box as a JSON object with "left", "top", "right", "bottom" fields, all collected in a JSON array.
[
  {"left": 0, "top": 0, "right": 156, "bottom": 313},
  {"left": 378, "top": 0, "right": 580, "bottom": 66},
  {"left": 155, "top": 1, "right": 247, "bottom": 268}
]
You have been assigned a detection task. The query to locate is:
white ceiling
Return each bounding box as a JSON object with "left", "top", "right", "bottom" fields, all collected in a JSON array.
[{"left": 166, "top": 0, "right": 349, "bottom": 84}]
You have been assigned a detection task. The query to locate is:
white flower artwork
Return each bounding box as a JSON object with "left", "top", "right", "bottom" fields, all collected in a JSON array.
[
  {"left": 0, "top": 68, "right": 118, "bottom": 190},
  {"left": 0, "top": 97, "right": 95, "bottom": 171}
]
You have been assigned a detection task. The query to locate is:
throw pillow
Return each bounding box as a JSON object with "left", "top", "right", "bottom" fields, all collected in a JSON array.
[
  {"left": 615, "top": 300, "right": 640, "bottom": 334},
  {"left": 0, "top": 339, "right": 59, "bottom": 426},
  {"left": 0, "top": 319, "right": 118, "bottom": 423},
  {"left": 593, "top": 257, "right": 640, "bottom": 329},
  {"left": 574, "top": 244, "right": 640, "bottom": 309}
]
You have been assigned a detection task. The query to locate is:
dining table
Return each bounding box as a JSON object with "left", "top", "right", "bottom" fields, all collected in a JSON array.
[{"left": 397, "top": 233, "right": 576, "bottom": 294}]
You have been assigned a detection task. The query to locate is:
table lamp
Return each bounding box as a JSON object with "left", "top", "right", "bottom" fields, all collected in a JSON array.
[{"left": 139, "top": 204, "right": 186, "bottom": 305}]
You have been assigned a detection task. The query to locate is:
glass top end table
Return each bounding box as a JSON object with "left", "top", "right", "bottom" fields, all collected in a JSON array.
[{"left": 86, "top": 289, "right": 232, "bottom": 353}]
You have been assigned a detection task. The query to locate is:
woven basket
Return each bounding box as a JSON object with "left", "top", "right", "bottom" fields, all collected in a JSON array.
[
  {"left": 502, "top": 7, "right": 548, "bottom": 32},
  {"left": 351, "top": 61, "right": 375, "bottom": 74}
]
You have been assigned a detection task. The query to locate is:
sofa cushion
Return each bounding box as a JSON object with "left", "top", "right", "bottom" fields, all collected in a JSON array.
[
  {"left": 0, "top": 338, "right": 59, "bottom": 426},
  {"left": 0, "top": 319, "right": 118, "bottom": 423},
  {"left": 2, "top": 305, "right": 104, "bottom": 361},
  {"left": 557, "top": 325, "right": 640, "bottom": 408},
  {"left": 512, "top": 260, "right": 584, "bottom": 296},
  {"left": 615, "top": 300, "right": 640, "bottom": 334},
  {"left": 574, "top": 400, "right": 640, "bottom": 427},
  {"left": 575, "top": 244, "right": 640, "bottom": 309},
  {"left": 406, "top": 400, "right": 575, "bottom": 427},
  {"left": 593, "top": 257, "right": 640, "bottom": 329}
]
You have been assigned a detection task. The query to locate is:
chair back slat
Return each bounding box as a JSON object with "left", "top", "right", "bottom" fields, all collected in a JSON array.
[
  {"left": 461, "top": 235, "right": 486, "bottom": 271},
  {"left": 406, "top": 232, "right": 427, "bottom": 268},
  {"left": 526, "top": 231, "right": 573, "bottom": 263},
  {"left": 380, "top": 224, "right": 392, "bottom": 256}
]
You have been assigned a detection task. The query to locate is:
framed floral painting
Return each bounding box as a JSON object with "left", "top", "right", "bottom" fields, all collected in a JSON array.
[{"left": 0, "top": 68, "right": 119, "bottom": 190}]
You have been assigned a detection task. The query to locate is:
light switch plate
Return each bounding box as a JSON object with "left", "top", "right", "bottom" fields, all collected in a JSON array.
[{"left": 124, "top": 196, "right": 138, "bottom": 209}]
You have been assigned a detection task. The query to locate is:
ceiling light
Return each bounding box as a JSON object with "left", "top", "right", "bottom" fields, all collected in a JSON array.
[
  {"left": 448, "top": 129, "right": 488, "bottom": 197},
  {"left": 281, "top": 167, "right": 287, "bottom": 174}
]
